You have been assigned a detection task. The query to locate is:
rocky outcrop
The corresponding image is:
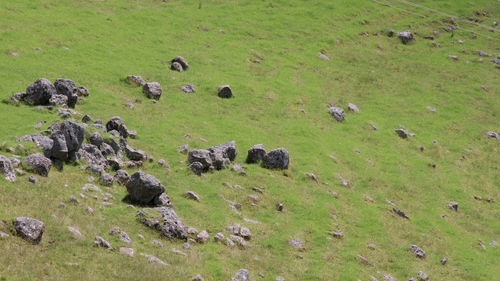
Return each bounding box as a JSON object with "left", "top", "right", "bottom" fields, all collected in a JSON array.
[{"left": 13, "top": 217, "right": 45, "bottom": 244}]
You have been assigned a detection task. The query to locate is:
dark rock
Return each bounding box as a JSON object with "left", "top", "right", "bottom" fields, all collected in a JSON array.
[
  {"left": 171, "top": 62, "right": 183, "bottom": 72},
  {"left": 386, "top": 29, "right": 394, "bottom": 37},
  {"left": 127, "top": 75, "right": 145, "bottom": 86},
  {"left": 24, "top": 78, "right": 56, "bottom": 106},
  {"left": 77, "top": 86, "right": 89, "bottom": 96},
  {"left": 141, "top": 207, "right": 188, "bottom": 240},
  {"left": 106, "top": 116, "right": 129, "bottom": 138},
  {"left": 99, "top": 143, "right": 115, "bottom": 157},
  {"left": 23, "top": 153, "right": 51, "bottom": 176},
  {"left": 328, "top": 107, "right": 345, "bottom": 121},
  {"left": 57, "top": 121, "right": 85, "bottom": 160},
  {"left": 9, "top": 92, "right": 28, "bottom": 104},
  {"left": 440, "top": 257, "right": 447, "bottom": 265},
  {"left": 89, "top": 132, "right": 103, "bottom": 147},
  {"left": 0, "top": 155, "right": 16, "bottom": 182},
  {"left": 188, "top": 162, "right": 204, "bottom": 175},
  {"left": 54, "top": 79, "right": 78, "bottom": 108},
  {"left": 82, "top": 115, "right": 92, "bottom": 123},
  {"left": 13, "top": 217, "right": 45, "bottom": 244},
  {"left": 393, "top": 208, "right": 409, "bottom": 219},
  {"left": 114, "top": 169, "right": 130, "bottom": 185},
  {"left": 107, "top": 157, "right": 124, "bottom": 171},
  {"left": 171, "top": 56, "right": 189, "bottom": 71},
  {"left": 153, "top": 193, "right": 172, "bottom": 207},
  {"left": 78, "top": 144, "right": 107, "bottom": 168},
  {"left": 181, "top": 84, "right": 195, "bottom": 93},
  {"left": 126, "top": 171, "right": 165, "bottom": 204},
  {"left": 125, "top": 145, "right": 146, "bottom": 161},
  {"left": 409, "top": 245, "right": 426, "bottom": 258},
  {"left": 49, "top": 130, "right": 68, "bottom": 160},
  {"left": 395, "top": 129, "right": 415, "bottom": 139},
  {"left": 185, "top": 191, "right": 200, "bottom": 201},
  {"left": 276, "top": 203, "right": 284, "bottom": 211},
  {"left": 262, "top": 148, "right": 289, "bottom": 170},
  {"left": 142, "top": 82, "right": 162, "bottom": 100},
  {"left": 188, "top": 149, "right": 212, "bottom": 170},
  {"left": 397, "top": 31, "right": 414, "bottom": 44},
  {"left": 217, "top": 85, "right": 233, "bottom": 98},
  {"left": 448, "top": 201, "right": 458, "bottom": 211}
]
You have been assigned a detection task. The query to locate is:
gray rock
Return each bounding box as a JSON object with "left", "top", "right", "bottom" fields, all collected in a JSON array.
[
  {"left": 119, "top": 246, "right": 134, "bottom": 257},
  {"left": 239, "top": 227, "right": 251, "bottom": 240},
  {"left": 120, "top": 231, "right": 132, "bottom": 244},
  {"left": 234, "top": 269, "right": 250, "bottom": 281},
  {"left": 23, "top": 153, "right": 51, "bottom": 176},
  {"left": 397, "top": 31, "right": 414, "bottom": 44},
  {"left": 142, "top": 82, "right": 162, "bottom": 100},
  {"left": 186, "top": 191, "right": 200, "bottom": 201},
  {"left": 55, "top": 121, "right": 85, "bottom": 160},
  {"left": 319, "top": 52, "right": 330, "bottom": 61},
  {"left": 153, "top": 193, "right": 172, "bottom": 207},
  {"left": 171, "top": 62, "right": 183, "bottom": 72},
  {"left": 196, "top": 230, "right": 209, "bottom": 243},
  {"left": 448, "top": 201, "right": 458, "bottom": 211},
  {"left": 181, "top": 84, "right": 195, "bottom": 93},
  {"left": 417, "top": 271, "right": 429, "bottom": 281},
  {"left": 209, "top": 141, "right": 237, "bottom": 162},
  {"left": 77, "top": 86, "right": 89, "bottom": 96},
  {"left": 13, "top": 217, "right": 45, "bottom": 244},
  {"left": 188, "top": 149, "right": 212, "bottom": 170},
  {"left": 486, "top": 131, "right": 499, "bottom": 140},
  {"left": 141, "top": 207, "right": 188, "bottom": 240},
  {"left": 395, "top": 129, "right": 415, "bottom": 139},
  {"left": 94, "top": 235, "right": 112, "bottom": 249},
  {"left": 409, "top": 245, "right": 426, "bottom": 258},
  {"left": 99, "top": 173, "right": 114, "bottom": 186},
  {"left": 99, "top": 143, "right": 115, "bottom": 157},
  {"left": 229, "top": 234, "right": 247, "bottom": 247},
  {"left": 262, "top": 148, "right": 289, "bottom": 170},
  {"left": 54, "top": 78, "right": 78, "bottom": 108},
  {"left": 289, "top": 238, "right": 303, "bottom": 248},
  {"left": 188, "top": 162, "right": 204, "bottom": 175},
  {"left": 171, "top": 56, "right": 189, "bottom": 71},
  {"left": 127, "top": 75, "right": 145, "bottom": 86},
  {"left": 140, "top": 253, "right": 168, "bottom": 266},
  {"left": 28, "top": 175, "right": 38, "bottom": 183},
  {"left": 276, "top": 203, "right": 284, "bottom": 211},
  {"left": 178, "top": 144, "right": 189, "bottom": 154},
  {"left": 125, "top": 145, "right": 146, "bottom": 161},
  {"left": 478, "top": 51, "right": 489, "bottom": 57},
  {"left": 126, "top": 171, "right": 165, "bottom": 204},
  {"left": 106, "top": 116, "right": 129, "bottom": 138},
  {"left": 328, "top": 107, "right": 345, "bottom": 121},
  {"left": 191, "top": 274, "right": 204, "bottom": 281},
  {"left": 49, "top": 94, "right": 68, "bottom": 106},
  {"left": 329, "top": 231, "right": 344, "bottom": 238},
  {"left": 217, "top": 85, "right": 233, "bottom": 98},
  {"left": 0, "top": 155, "right": 16, "bottom": 182},
  {"left": 348, "top": 103, "right": 359, "bottom": 113},
  {"left": 246, "top": 144, "right": 266, "bottom": 164},
  {"left": 440, "top": 257, "right": 447, "bottom": 265},
  {"left": 78, "top": 144, "right": 107, "bottom": 168},
  {"left": 89, "top": 132, "right": 103, "bottom": 147},
  {"left": 386, "top": 29, "right": 394, "bottom": 37},
  {"left": 0, "top": 231, "right": 10, "bottom": 238},
  {"left": 67, "top": 226, "right": 83, "bottom": 238},
  {"left": 17, "top": 134, "right": 53, "bottom": 157},
  {"left": 24, "top": 78, "right": 56, "bottom": 106},
  {"left": 114, "top": 169, "right": 130, "bottom": 185}
]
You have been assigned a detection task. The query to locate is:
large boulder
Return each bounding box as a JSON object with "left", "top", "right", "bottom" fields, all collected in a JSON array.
[
  {"left": 142, "top": 82, "right": 162, "bottom": 100},
  {"left": 59, "top": 121, "right": 85, "bottom": 160},
  {"left": 0, "top": 155, "right": 16, "bottom": 182},
  {"left": 23, "top": 153, "right": 51, "bottom": 176},
  {"left": 246, "top": 144, "right": 266, "bottom": 164},
  {"left": 188, "top": 149, "right": 213, "bottom": 170},
  {"left": 13, "top": 217, "right": 45, "bottom": 244},
  {"left": 126, "top": 171, "right": 165, "bottom": 204},
  {"left": 54, "top": 79, "right": 78, "bottom": 108},
  {"left": 209, "top": 141, "right": 237, "bottom": 162},
  {"left": 262, "top": 148, "right": 289, "bottom": 170},
  {"left": 24, "top": 78, "right": 56, "bottom": 105},
  {"left": 88, "top": 132, "right": 103, "bottom": 147},
  {"left": 171, "top": 56, "right": 189, "bottom": 71},
  {"left": 49, "top": 130, "right": 69, "bottom": 161}
]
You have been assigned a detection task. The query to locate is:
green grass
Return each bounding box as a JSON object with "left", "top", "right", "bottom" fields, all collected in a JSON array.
[{"left": 0, "top": 0, "right": 499, "bottom": 280}]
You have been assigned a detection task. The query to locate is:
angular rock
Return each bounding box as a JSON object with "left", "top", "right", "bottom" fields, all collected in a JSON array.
[
  {"left": 78, "top": 144, "right": 107, "bottom": 169},
  {"left": 217, "top": 85, "right": 233, "bottom": 98},
  {"left": 181, "top": 84, "right": 195, "bottom": 93},
  {"left": 106, "top": 117, "right": 128, "bottom": 138},
  {"left": 209, "top": 141, "right": 237, "bottom": 162},
  {"left": 262, "top": 148, "right": 289, "bottom": 170},
  {"left": 24, "top": 78, "right": 56, "bottom": 106},
  {"left": 395, "top": 129, "right": 415, "bottom": 139},
  {"left": 178, "top": 144, "right": 189, "bottom": 154},
  {"left": 188, "top": 162, "right": 204, "bottom": 175},
  {"left": 54, "top": 79, "right": 78, "bottom": 108},
  {"left": 127, "top": 75, "right": 145, "bottom": 86},
  {"left": 23, "top": 153, "right": 51, "bottom": 176},
  {"left": 153, "top": 193, "right": 172, "bottom": 207},
  {"left": 397, "top": 31, "right": 414, "bottom": 44},
  {"left": 0, "top": 155, "right": 16, "bottom": 182},
  {"left": 348, "top": 103, "right": 359, "bottom": 113},
  {"left": 233, "top": 269, "right": 250, "bottom": 281},
  {"left": 67, "top": 226, "right": 83, "bottom": 238},
  {"left": 191, "top": 274, "right": 204, "bottom": 281},
  {"left": 13, "top": 217, "right": 45, "bottom": 244},
  {"left": 229, "top": 234, "right": 247, "bottom": 247},
  {"left": 448, "top": 201, "right": 458, "bottom": 211},
  {"left": 114, "top": 169, "right": 130, "bottom": 185},
  {"left": 188, "top": 149, "right": 212, "bottom": 170},
  {"left": 417, "top": 271, "right": 429, "bottom": 281},
  {"left": 17, "top": 134, "right": 53, "bottom": 157},
  {"left": 94, "top": 236, "right": 112, "bottom": 249},
  {"left": 171, "top": 62, "right": 183, "bottom": 72},
  {"left": 57, "top": 121, "right": 85, "bottom": 160},
  {"left": 126, "top": 171, "right": 165, "bottom": 204},
  {"left": 28, "top": 175, "right": 38, "bottom": 183},
  {"left": 140, "top": 207, "right": 188, "bottom": 240},
  {"left": 125, "top": 145, "right": 146, "bottom": 161},
  {"left": 89, "top": 132, "right": 103, "bottom": 147},
  {"left": 140, "top": 253, "right": 168, "bottom": 266},
  {"left": 49, "top": 94, "right": 68, "bottom": 106},
  {"left": 142, "top": 82, "right": 162, "bottom": 100},
  {"left": 486, "top": 131, "right": 499, "bottom": 140},
  {"left": 120, "top": 231, "right": 132, "bottom": 244},
  {"left": 186, "top": 191, "right": 200, "bottom": 201},
  {"left": 77, "top": 86, "right": 89, "bottom": 96},
  {"left": 409, "top": 245, "right": 426, "bottom": 258},
  {"left": 289, "top": 238, "right": 303, "bottom": 248},
  {"left": 328, "top": 107, "right": 345, "bottom": 122}
]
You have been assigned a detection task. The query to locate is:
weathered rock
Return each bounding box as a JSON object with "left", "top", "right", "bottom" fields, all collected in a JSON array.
[
  {"left": 196, "top": 230, "right": 209, "bottom": 243},
  {"left": 153, "top": 193, "right": 173, "bottom": 207},
  {"left": 56, "top": 121, "right": 85, "bottom": 160},
  {"left": 77, "top": 86, "right": 89, "bottom": 96},
  {"left": 24, "top": 78, "right": 56, "bottom": 106},
  {"left": 124, "top": 145, "right": 146, "bottom": 161},
  {"left": 393, "top": 208, "right": 409, "bottom": 219},
  {"left": 49, "top": 94, "right": 68, "bottom": 106},
  {"left": 395, "top": 129, "right": 415, "bottom": 139},
  {"left": 348, "top": 103, "right": 359, "bottom": 113},
  {"left": 276, "top": 203, "right": 284, "bottom": 211},
  {"left": 67, "top": 226, "right": 83, "bottom": 238},
  {"left": 328, "top": 107, "right": 345, "bottom": 121},
  {"left": 17, "top": 134, "right": 53, "bottom": 157},
  {"left": 289, "top": 238, "right": 303, "bottom": 248},
  {"left": 142, "top": 82, "right": 162, "bottom": 100},
  {"left": 171, "top": 62, "right": 183, "bottom": 72},
  {"left": 126, "top": 171, "right": 165, "bottom": 204},
  {"left": 191, "top": 274, "right": 205, "bottom": 281},
  {"left": 186, "top": 191, "right": 200, "bottom": 201},
  {"left": 105, "top": 117, "right": 128, "bottom": 138},
  {"left": 0, "top": 155, "right": 16, "bottom": 182},
  {"left": 13, "top": 217, "right": 45, "bottom": 244},
  {"left": 171, "top": 56, "right": 189, "bottom": 71},
  {"left": 417, "top": 271, "right": 429, "bottom": 281},
  {"left": 119, "top": 247, "right": 134, "bottom": 257},
  {"left": 181, "top": 84, "right": 195, "bottom": 93},
  {"left": 478, "top": 51, "right": 489, "bottom": 57},
  {"left": 54, "top": 79, "right": 78, "bottom": 108},
  {"left": 440, "top": 257, "right": 447, "bottom": 265},
  {"left": 319, "top": 52, "right": 330, "bottom": 61},
  {"left": 99, "top": 173, "right": 114, "bottom": 186},
  {"left": 140, "top": 207, "right": 188, "bottom": 240},
  {"left": 120, "top": 231, "right": 132, "bottom": 244},
  {"left": 209, "top": 141, "right": 237, "bottom": 162},
  {"left": 23, "top": 153, "right": 51, "bottom": 176},
  {"left": 329, "top": 231, "right": 344, "bottom": 238},
  {"left": 89, "top": 132, "right": 103, "bottom": 147},
  {"left": 217, "top": 85, "right": 233, "bottom": 98},
  {"left": 78, "top": 144, "right": 107, "bottom": 169},
  {"left": 409, "top": 245, "right": 426, "bottom": 258},
  {"left": 127, "top": 75, "right": 145, "bottom": 86},
  {"left": 386, "top": 29, "right": 394, "bottom": 37},
  {"left": 229, "top": 234, "right": 247, "bottom": 247},
  {"left": 397, "top": 31, "right": 414, "bottom": 44},
  {"left": 114, "top": 169, "right": 130, "bottom": 185},
  {"left": 188, "top": 162, "right": 204, "bottom": 175},
  {"left": 0, "top": 231, "right": 10, "bottom": 238},
  {"left": 239, "top": 227, "right": 251, "bottom": 240},
  {"left": 178, "top": 144, "right": 189, "bottom": 154},
  {"left": 140, "top": 253, "right": 168, "bottom": 266},
  {"left": 262, "top": 148, "right": 289, "bottom": 170},
  {"left": 188, "top": 149, "right": 212, "bottom": 170},
  {"left": 94, "top": 236, "right": 112, "bottom": 249}
]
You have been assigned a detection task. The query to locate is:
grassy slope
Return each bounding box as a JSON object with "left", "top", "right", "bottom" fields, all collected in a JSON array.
[{"left": 0, "top": 0, "right": 499, "bottom": 280}]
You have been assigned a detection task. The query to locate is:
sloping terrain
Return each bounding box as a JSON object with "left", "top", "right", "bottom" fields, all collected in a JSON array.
[{"left": 0, "top": 0, "right": 499, "bottom": 280}]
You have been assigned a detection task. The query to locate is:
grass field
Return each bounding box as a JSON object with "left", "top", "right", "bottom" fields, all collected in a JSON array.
[{"left": 0, "top": 0, "right": 499, "bottom": 280}]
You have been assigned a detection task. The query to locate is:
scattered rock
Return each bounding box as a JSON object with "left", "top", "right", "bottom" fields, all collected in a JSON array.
[
  {"left": 440, "top": 257, "right": 447, "bottom": 265},
  {"left": 386, "top": 29, "right": 394, "bottom": 37},
  {"left": 125, "top": 145, "right": 146, "bottom": 161},
  {"left": 54, "top": 79, "right": 78, "bottom": 108},
  {"left": 485, "top": 131, "right": 499, "bottom": 140},
  {"left": 289, "top": 238, "right": 303, "bottom": 248},
  {"left": 328, "top": 107, "right": 345, "bottom": 122},
  {"left": 319, "top": 52, "right": 330, "bottom": 61},
  {"left": 0, "top": 155, "right": 16, "bottom": 182},
  {"left": 126, "top": 171, "right": 165, "bottom": 205},
  {"left": 397, "top": 31, "right": 414, "bottom": 44},
  {"left": 13, "top": 217, "right": 45, "bottom": 244},
  {"left": 99, "top": 173, "right": 114, "bottom": 186},
  {"left": 393, "top": 208, "right": 409, "bottom": 219},
  {"left": 178, "top": 144, "right": 189, "bottom": 154},
  {"left": 262, "top": 148, "right": 289, "bottom": 170},
  {"left": 233, "top": 269, "right": 250, "bottom": 281},
  {"left": 348, "top": 103, "right": 359, "bottom": 113},
  {"left": 24, "top": 78, "right": 57, "bottom": 106},
  {"left": 0, "top": 231, "right": 10, "bottom": 238},
  {"left": 67, "top": 226, "right": 83, "bottom": 238},
  {"left": 329, "top": 231, "right": 344, "bottom": 238},
  {"left": 140, "top": 253, "right": 168, "bottom": 266},
  {"left": 417, "top": 271, "right": 429, "bottom": 281},
  {"left": 28, "top": 175, "right": 38, "bottom": 183},
  {"left": 188, "top": 162, "right": 204, "bottom": 176},
  {"left": 127, "top": 75, "right": 145, "bottom": 86},
  {"left": 196, "top": 230, "right": 209, "bottom": 243},
  {"left": 409, "top": 245, "right": 426, "bottom": 258},
  {"left": 89, "top": 132, "right": 103, "bottom": 147},
  {"left": 448, "top": 201, "right": 458, "bottom": 211},
  {"left": 94, "top": 236, "right": 112, "bottom": 249},
  {"left": 181, "top": 84, "right": 195, "bottom": 93},
  {"left": 77, "top": 86, "right": 89, "bottom": 96},
  {"left": 171, "top": 56, "right": 189, "bottom": 71},
  {"left": 23, "top": 153, "right": 51, "bottom": 176},
  {"left": 114, "top": 169, "right": 130, "bottom": 185},
  {"left": 217, "top": 85, "right": 233, "bottom": 98},
  {"left": 191, "top": 274, "right": 204, "bottom": 281},
  {"left": 142, "top": 82, "right": 162, "bottom": 100},
  {"left": 119, "top": 246, "right": 134, "bottom": 257},
  {"left": 276, "top": 203, "right": 284, "bottom": 211},
  {"left": 185, "top": 191, "right": 200, "bottom": 201},
  {"left": 139, "top": 207, "right": 188, "bottom": 240},
  {"left": 395, "top": 129, "right": 415, "bottom": 138},
  {"left": 119, "top": 231, "right": 132, "bottom": 244}
]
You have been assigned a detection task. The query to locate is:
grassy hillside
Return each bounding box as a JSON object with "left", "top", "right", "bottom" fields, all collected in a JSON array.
[{"left": 0, "top": 0, "right": 499, "bottom": 280}]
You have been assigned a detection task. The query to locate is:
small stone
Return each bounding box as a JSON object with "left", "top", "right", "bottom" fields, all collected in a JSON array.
[
  {"left": 85, "top": 206, "right": 94, "bottom": 214},
  {"left": 171, "top": 248, "right": 187, "bottom": 256},
  {"left": 0, "top": 231, "right": 9, "bottom": 238},
  {"left": 119, "top": 247, "right": 134, "bottom": 257},
  {"left": 409, "top": 245, "right": 426, "bottom": 258},
  {"left": 289, "top": 238, "right": 303, "bottom": 248},
  {"left": 328, "top": 107, "right": 345, "bottom": 122},
  {"left": 319, "top": 52, "right": 330, "bottom": 61},
  {"left": 348, "top": 103, "right": 359, "bottom": 113},
  {"left": 140, "top": 253, "right": 168, "bottom": 266},
  {"left": 67, "top": 226, "right": 83, "bottom": 238},
  {"left": 448, "top": 201, "right": 458, "bottom": 211},
  {"left": 191, "top": 274, "right": 204, "bottom": 281},
  {"left": 69, "top": 195, "right": 79, "bottom": 203},
  {"left": 329, "top": 231, "right": 343, "bottom": 238},
  {"left": 196, "top": 230, "right": 209, "bottom": 243},
  {"left": 181, "top": 84, "right": 195, "bottom": 93},
  {"left": 94, "top": 236, "right": 112, "bottom": 249},
  {"left": 178, "top": 144, "right": 189, "bottom": 154},
  {"left": 417, "top": 271, "right": 429, "bottom": 281},
  {"left": 28, "top": 175, "right": 38, "bottom": 183},
  {"left": 276, "top": 203, "right": 284, "bottom": 211},
  {"left": 186, "top": 191, "right": 200, "bottom": 201},
  {"left": 440, "top": 257, "right": 447, "bottom": 265},
  {"left": 217, "top": 85, "right": 233, "bottom": 98}
]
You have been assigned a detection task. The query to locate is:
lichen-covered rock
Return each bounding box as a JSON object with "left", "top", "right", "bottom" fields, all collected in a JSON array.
[
  {"left": 23, "top": 153, "right": 51, "bottom": 176},
  {"left": 126, "top": 171, "right": 165, "bottom": 204},
  {"left": 13, "top": 217, "right": 45, "bottom": 244},
  {"left": 262, "top": 148, "right": 289, "bottom": 170}
]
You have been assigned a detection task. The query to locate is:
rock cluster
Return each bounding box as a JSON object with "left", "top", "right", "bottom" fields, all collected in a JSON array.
[{"left": 187, "top": 141, "right": 237, "bottom": 174}]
